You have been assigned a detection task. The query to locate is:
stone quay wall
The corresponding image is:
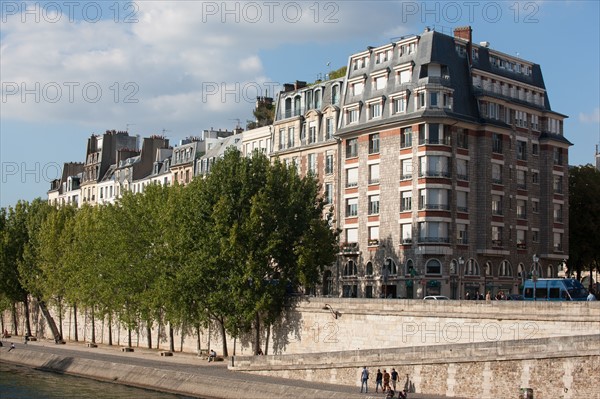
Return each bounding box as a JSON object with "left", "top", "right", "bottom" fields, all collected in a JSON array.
[
  {"left": 2, "top": 297, "right": 599, "bottom": 356},
  {"left": 231, "top": 334, "right": 600, "bottom": 399}
]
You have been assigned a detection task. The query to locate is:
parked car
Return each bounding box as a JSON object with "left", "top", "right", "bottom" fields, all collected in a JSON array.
[{"left": 423, "top": 295, "right": 450, "bottom": 300}]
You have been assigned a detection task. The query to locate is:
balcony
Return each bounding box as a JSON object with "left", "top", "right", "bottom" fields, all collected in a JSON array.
[
  {"left": 368, "top": 239, "right": 380, "bottom": 247},
  {"left": 419, "top": 170, "right": 451, "bottom": 178},
  {"left": 492, "top": 239, "right": 503, "bottom": 247},
  {"left": 418, "top": 237, "right": 450, "bottom": 244},
  {"left": 340, "top": 242, "right": 359, "bottom": 255},
  {"left": 517, "top": 242, "right": 527, "bottom": 249},
  {"left": 402, "top": 238, "right": 413, "bottom": 245},
  {"left": 420, "top": 203, "right": 450, "bottom": 211}
]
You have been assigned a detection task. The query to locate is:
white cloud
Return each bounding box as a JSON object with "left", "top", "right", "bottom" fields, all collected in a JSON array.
[
  {"left": 579, "top": 107, "right": 600, "bottom": 124},
  {"left": 0, "top": 1, "right": 414, "bottom": 136}
]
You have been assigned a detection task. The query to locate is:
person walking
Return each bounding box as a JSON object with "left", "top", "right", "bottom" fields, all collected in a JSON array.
[
  {"left": 360, "top": 366, "right": 369, "bottom": 393},
  {"left": 391, "top": 368, "right": 398, "bottom": 391},
  {"left": 375, "top": 368, "right": 383, "bottom": 393},
  {"left": 383, "top": 369, "right": 391, "bottom": 392},
  {"left": 587, "top": 289, "right": 597, "bottom": 301}
]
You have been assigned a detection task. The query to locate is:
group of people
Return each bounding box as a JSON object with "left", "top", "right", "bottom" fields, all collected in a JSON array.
[{"left": 360, "top": 366, "right": 408, "bottom": 398}]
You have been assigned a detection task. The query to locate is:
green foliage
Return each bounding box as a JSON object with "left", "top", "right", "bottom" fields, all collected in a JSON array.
[
  {"left": 568, "top": 165, "right": 600, "bottom": 277},
  {"left": 0, "top": 152, "right": 338, "bottom": 348},
  {"left": 328, "top": 66, "right": 347, "bottom": 80}
]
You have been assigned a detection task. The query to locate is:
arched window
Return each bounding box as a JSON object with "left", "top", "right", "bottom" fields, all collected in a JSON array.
[
  {"left": 384, "top": 258, "right": 397, "bottom": 275},
  {"left": 344, "top": 260, "right": 357, "bottom": 277},
  {"left": 405, "top": 259, "right": 414, "bottom": 275},
  {"left": 449, "top": 259, "right": 458, "bottom": 275},
  {"left": 517, "top": 263, "right": 524, "bottom": 279},
  {"left": 294, "top": 96, "right": 301, "bottom": 116},
  {"left": 366, "top": 262, "right": 373, "bottom": 276},
  {"left": 499, "top": 260, "right": 512, "bottom": 277},
  {"left": 332, "top": 84, "right": 340, "bottom": 105},
  {"left": 465, "top": 259, "right": 480, "bottom": 276},
  {"left": 485, "top": 261, "right": 492, "bottom": 277},
  {"left": 547, "top": 265, "right": 554, "bottom": 278},
  {"left": 426, "top": 259, "right": 441, "bottom": 275},
  {"left": 285, "top": 98, "right": 292, "bottom": 117}
]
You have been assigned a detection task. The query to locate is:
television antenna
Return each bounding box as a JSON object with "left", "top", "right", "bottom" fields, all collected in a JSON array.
[{"left": 126, "top": 123, "right": 136, "bottom": 132}]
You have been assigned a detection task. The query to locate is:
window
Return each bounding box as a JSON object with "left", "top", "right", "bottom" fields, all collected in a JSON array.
[
  {"left": 457, "top": 224, "right": 468, "bottom": 244},
  {"left": 532, "top": 143, "right": 539, "bottom": 155},
  {"left": 553, "top": 148, "right": 563, "bottom": 165},
  {"left": 346, "top": 197, "right": 358, "bottom": 217},
  {"left": 401, "top": 223, "right": 412, "bottom": 244},
  {"left": 443, "top": 92, "right": 453, "bottom": 109},
  {"left": 554, "top": 232, "right": 563, "bottom": 252},
  {"left": 346, "top": 167, "right": 358, "bottom": 187},
  {"left": 517, "top": 141, "right": 527, "bottom": 160},
  {"left": 401, "top": 159, "right": 413, "bottom": 180},
  {"left": 492, "top": 194, "right": 503, "bottom": 215},
  {"left": 554, "top": 203, "right": 563, "bottom": 223},
  {"left": 324, "top": 183, "right": 333, "bottom": 204},
  {"left": 531, "top": 115, "right": 539, "bottom": 131},
  {"left": 393, "top": 97, "right": 406, "bottom": 114},
  {"left": 457, "top": 191, "right": 468, "bottom": 212},
  {"left": 308, "top": 125, "right": 316, "bottom": 144},
  {"left": 332, "top": 85, "right": 340, "bottom": 105},
  {"left": 515, "top": 110, "right": 527, "bottom": 128},
  {"left": 553, "top": 175, "right": 563, "bottom": 193},
  {"left": 325, "top": 154, "right": 334, "bottom": 174},
  {"left": 374, "top": 76, "right": 386, "bottom": 90},
  {"left": 343, "top": 260, "right": 357, "bottom": 276},
  {"left": 369, "top": 163, "right": 380, "bottom": 184},
  {"left": 418, "top": 222, "right": 449, "bottom": 243},
  {"left": 430, "top": 92, "right": 438, "bottom": 107},
  {"left": 426, "top": 259, "right": 442, "bottom": 275},
  {"left": 352, "top": 81, "right": 364, "bottom": 96},
  {"left": 314, "top": 90, "right": 321, "bottom": 109},
  {"left": 492, "top": 226, "right": 503, "bottom": 246},
  {"left": 456, "top": 158, "right": 468, "bottom": 180},
  {"left": 366, "top": 262, "right": 373, "bottom": 276},
  {"left": 287, "top": 127, "right": 295, "bottom": 148},
  {"left": 368, "top": 194, "right": 380, "bottom": 215},
  {"left": 279, "top": 129, "right": 285, "bottom": 150},
  {"left": 398, "top": 69, "right": 412, "bottom": 84},
  {"left": 346, "top": 138, "right": 358, "bottom": 158},
  {"left": 307, "top": 153, "right": 316, "bottom": 174},
  {"left": 419, "top": 188, "right": 449, "bottom": 210},
  {"left": 369, "top": 133, "right": 380, "bottom": 154},
  {"left": 492, "top": 163, "right": 502, "bottom": 184},
  {"left": 345, "top": 227, "right": 358, "bottom": 243},
  {"left": 456, "top": 128, "right": 468, "bottom": 149},
  {"left": 532, "top": 230, "right": 539, "bottom": 243},
  {"left": 532, "top": 171, "right": 539, "bottom": 184},
  {"left": 465, "top": 259, "right": 479, "bottom": 276},
  {"left": 368, "top": 226, "right": 379, "bottom": 242},
  {"left": 517, "top": 170, "right": 527, "bottom": 189},
  {"left": 517, "top": 230, "right": 526, "bottom": 249},
  {"left": 370, "top": 102, "right": 382, "bottom": 119},
  {"left": 499, "top": 261, "right": 512, "bottom": 277},
  {"left": 517, "top": 199, "right": 527, "bottom": 219},
  {"left": 532, "top": 199, "right": 539, "bottom": 213},
  {"left": 401, "top": 127, "right": 412, "bottom": 148},
  {"left": 401, "top": 190, "right": 412, "bottom": 211},
  {"left": 419, "top": 155, "right": 449, "bottom": 177},
  {"left": 347, "top": 109, "right": 359, "bottom": 124},
  {"left": 326, "top": 118, "right": 334, "bottom": 139},
  {"left": 417, "top": 91, "right": 426, "bottom": 108},
  {"left": 492, "top": 133, "right": 503, "bottom": 153}
]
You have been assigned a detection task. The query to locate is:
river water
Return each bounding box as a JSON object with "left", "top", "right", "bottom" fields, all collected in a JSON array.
[{"left": 0, "top": 362, "right": 198, "bottom": 399}]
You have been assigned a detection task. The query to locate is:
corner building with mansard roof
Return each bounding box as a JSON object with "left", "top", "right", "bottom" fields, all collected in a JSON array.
[{"left": 332, "top": 26, "right": 571, "bottom": 299}]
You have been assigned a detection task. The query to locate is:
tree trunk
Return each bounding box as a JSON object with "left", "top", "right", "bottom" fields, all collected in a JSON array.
[
  {"left": 146, "top": 322, "right": 152, "bottom": 349},
  {"left": 196, "top": 324, "right": 202, "bottom": 356},
  {"left": 180, "top": 324, "right": 184, "bottom": 352},
  {"left": 90, "top": 307, "right": 96, "bottom": 344},
  {"left": 254, "top": 312, "right": 260, "bottom": 355},
  {"left": 156, "top": 322, "right": 161, "bottom": 349},
  {"left": 108, "top": 314, "right": 113, "bottom": 346},
  {"left": 169, "top": 323, "right": 175, "bottom": 352},
  {"left": 265, "top": 323, "right": 271, "bottom": 355},
  {"left": 12, "top": 302, "right": 19, "bottom": 336},
  {"left": 23, "top": 295, "right": 32, "bottom": 337},
  {"left": 37, "top": 299, "right": 63, "bottom": 343},
  {"left": 58, "top": 298, "right": 63, "bottom": 338},
  {"left": 127, "top": 327, "right": 132, "bottom": 348},
  {"left": 73, "top": 303, "right": 78, "bottom": 342},
  {"left": 219, "top": 318, "right": 228, "bottom": 357}
]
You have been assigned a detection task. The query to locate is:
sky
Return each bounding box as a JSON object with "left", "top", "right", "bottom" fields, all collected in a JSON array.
[{"left": 1, "top": 0, "right": 599, "bottom": 209}]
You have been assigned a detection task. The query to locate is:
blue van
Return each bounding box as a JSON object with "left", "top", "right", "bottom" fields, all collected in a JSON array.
[{"left": 523, "top": 278, "right": 588, "bottom": 301}]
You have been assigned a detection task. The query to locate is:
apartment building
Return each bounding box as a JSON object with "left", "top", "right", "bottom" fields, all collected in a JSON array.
[
  {"left": 271, "top": 78, "right": 344, "bottom": 295},
  {"left": 334, "top": 26, "right": 570, "bottom": 299},
  {"left": 80, "top": 130, "right": 138, "bottom": 206},
  {"left": 47, "top": 162, "right": 84, "bottom": 207}
]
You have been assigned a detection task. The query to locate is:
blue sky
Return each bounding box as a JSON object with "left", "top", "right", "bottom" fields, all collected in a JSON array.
[{"left": 1, "top": 0, "right": 599, "bottom": 208}]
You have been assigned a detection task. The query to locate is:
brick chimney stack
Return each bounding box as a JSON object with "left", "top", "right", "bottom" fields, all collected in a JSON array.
[{"left": 454, "top": 26, "right": 473, "bottom": 65}]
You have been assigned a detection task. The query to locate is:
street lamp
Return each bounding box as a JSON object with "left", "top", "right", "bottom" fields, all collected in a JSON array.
[
  {"left": 532, "top": 254, "right": 539, "bottom": 301},
  {"left": 458, "top": 257, "right": 465, "bottom": 299}
]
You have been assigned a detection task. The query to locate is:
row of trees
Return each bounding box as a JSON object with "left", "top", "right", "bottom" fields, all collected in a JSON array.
[{"left": 0, "top": 149, "right": 338, "bottom": 355}]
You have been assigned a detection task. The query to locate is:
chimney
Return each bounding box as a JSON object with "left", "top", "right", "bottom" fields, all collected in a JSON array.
[
  {"left": 283, "top": 83, "right": 295, "bottom": 92},
  {"left": 454, "top": 26, "right": 473, "bottom": 66},
  {"left": 294, "top": 80, "right": 307, "bottom": 90}
]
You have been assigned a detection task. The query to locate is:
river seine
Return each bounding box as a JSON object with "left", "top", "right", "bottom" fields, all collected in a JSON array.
[{"left": 0, "top": 362, "right": 198, "bottom": 399}]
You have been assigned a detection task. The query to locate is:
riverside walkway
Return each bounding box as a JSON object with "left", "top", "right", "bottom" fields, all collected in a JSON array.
[{"left": 0, "top": 337, "right": 455, "bottom": 399}]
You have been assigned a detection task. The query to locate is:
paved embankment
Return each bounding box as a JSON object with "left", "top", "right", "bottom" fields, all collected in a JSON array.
[{"left": 0, "top": 338, "right": 449, "bottom": 399}]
